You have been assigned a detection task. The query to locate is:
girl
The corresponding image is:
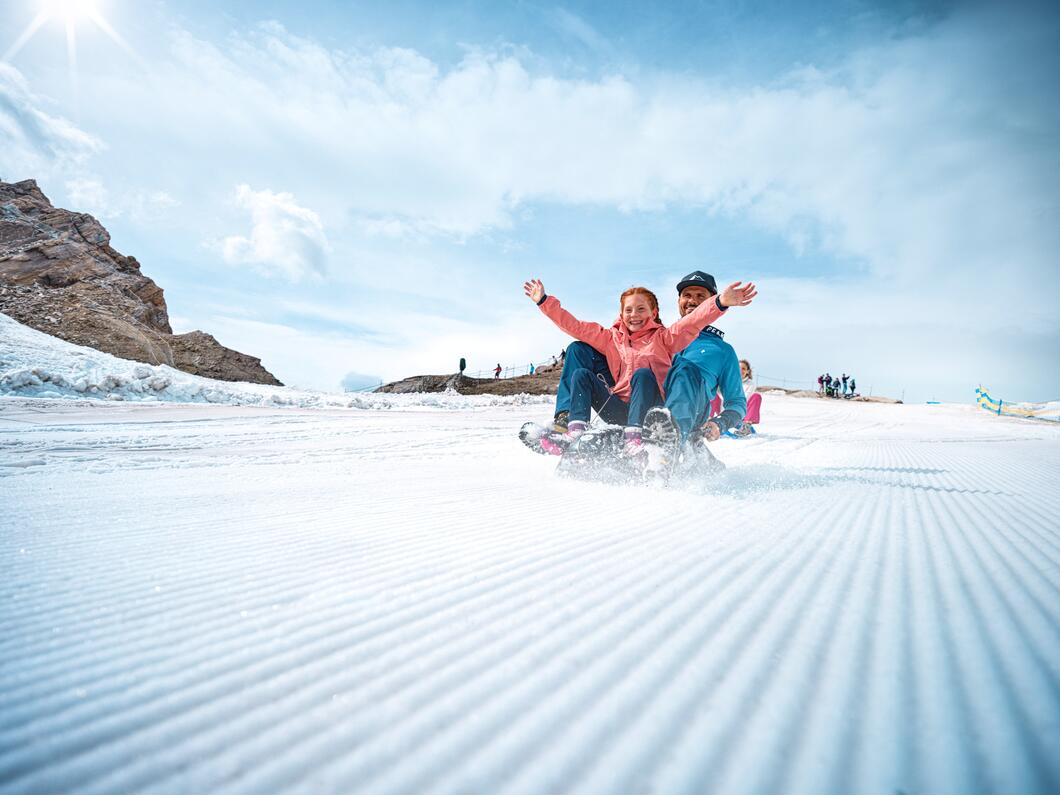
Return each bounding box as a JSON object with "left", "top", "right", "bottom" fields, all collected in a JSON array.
[
  {"left": 522, "top": 278, "right": 756, "bottom": 455},
  {"left": 730, "top": 358, "right": 762, "bottom": 436},
  {"left": 709, "top": 358, "right": 762, "bottom": 436}
]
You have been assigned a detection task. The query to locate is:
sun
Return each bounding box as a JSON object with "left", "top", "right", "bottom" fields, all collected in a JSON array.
[
  {"left": 3, "top": 0, "right": 138, "bottom": 71},
  {"left": 43, "top": 0, "right": 99, "bottom": 24}
]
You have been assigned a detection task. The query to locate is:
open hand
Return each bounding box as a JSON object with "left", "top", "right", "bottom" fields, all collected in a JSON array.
[
  {"left": 720, "top": 281, "right": 757, "bottom": 308},
  {"left": 702, "top": 421, "right": 721, "bottom": 442},
  {"left": 523, "top": 279, "right": 545, "bottom": 304}
]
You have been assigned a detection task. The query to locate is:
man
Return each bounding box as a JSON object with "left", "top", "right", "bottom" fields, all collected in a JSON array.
[
  {"left": 640, "top": 272, "right": 746, "bottom": 455},
  {"left": 543, "top": 270, "right": 746, "bottom": 446}
]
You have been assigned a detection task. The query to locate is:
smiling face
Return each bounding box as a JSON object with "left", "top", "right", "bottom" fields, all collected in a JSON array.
[
  {"left": 678, "top": 285, "right": 714, "bottom": 317},
  {"left": 740, "top": 360, "right": 752, "bottom": 380},
  {"left": 621, "top": 294, "right": 656, "bottom": 331}
]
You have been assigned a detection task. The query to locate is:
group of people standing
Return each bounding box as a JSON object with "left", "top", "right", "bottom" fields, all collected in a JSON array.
[
  {"left": 818, "top": 372, "right": 856, "bottom": 398},
  {"left": 519, "top": 269, "right": 763, "bottom": 462}
]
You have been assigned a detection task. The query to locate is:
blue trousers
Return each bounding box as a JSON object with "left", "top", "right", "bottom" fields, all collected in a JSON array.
[
  {"left": 570, "top": 366, "right": 662, "bottom": 427},
  {"left": 554, "top": 341, "right": 613, "bottom": 417},
  {"left": 662, "top": 356, "right": 710, "bottom": 440}
]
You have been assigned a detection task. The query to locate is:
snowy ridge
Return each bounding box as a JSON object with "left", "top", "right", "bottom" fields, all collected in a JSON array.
[
  {"left": 0, "top": 312, "right": 549, "bottom": 410},
  {"left": 2, "top": 394, "right": 1058, "bottom": 794}
]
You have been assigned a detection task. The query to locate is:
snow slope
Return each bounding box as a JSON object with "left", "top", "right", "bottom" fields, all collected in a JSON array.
[
  {"left": 2, "top": 313, "right": 1059, "bottom": 794},
  {"left": 2, "top": 391, "right": 1058, "bottom": 795}
]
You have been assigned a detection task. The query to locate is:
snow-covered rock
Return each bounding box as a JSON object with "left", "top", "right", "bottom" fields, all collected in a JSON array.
[{"left": 0, "top": 312, "right": 550, "bottom": 410}]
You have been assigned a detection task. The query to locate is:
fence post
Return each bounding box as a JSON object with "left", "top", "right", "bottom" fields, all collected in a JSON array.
[{"left": 998, "top": 399, "right": 1002, "bottom": 416}]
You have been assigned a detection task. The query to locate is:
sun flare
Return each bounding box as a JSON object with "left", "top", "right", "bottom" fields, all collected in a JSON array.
[
  {"left": 42, "top": 0, "right": 99, "bottom": 24},
  {"left": 3, "top": 0, "right": 138, "bottom": 76}
]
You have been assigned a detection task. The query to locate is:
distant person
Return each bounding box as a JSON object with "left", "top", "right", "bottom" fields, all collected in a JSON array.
[
  {"left": 459, "top": 357, "right": 466, "bottom": 374},
  {"left": 841, "top": 373, "right": 848, "bottom": 394},
  {"left": 849, "top": 376, "right": 856, "bottom": 396},
  {"left": 817, "top": 374, "right": 824, "bottom": 394},
  {"left": 529, "top": 363, "right": 536, "bottom": 376},
  {"left": 494, "top": 363, "right": 502, "bottom": 378}
]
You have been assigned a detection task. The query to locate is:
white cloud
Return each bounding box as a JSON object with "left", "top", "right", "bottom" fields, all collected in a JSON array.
[
  {"left": 64, "top": 177, "right": 110, "bottom": 215},
  {"left": 0, "top": 65, "right": 177, "bottom": 225},
  {"left": 64, "top": 177, "right": 180, "bottom": 222},
  {"left": 130, "top": 11, "right": 1056, "bottom": 316},
  {"left": 0, "top": 63, "right": 101, "bottom": 180},
  {"left": 220, "top": 184, "right": 328, "bottom": 281},
  {"left": 548, "top": 9, "right": 615, "bottom": 57},
  {"left": 353, "top": 215, "right": 420, "bottom": 240}
]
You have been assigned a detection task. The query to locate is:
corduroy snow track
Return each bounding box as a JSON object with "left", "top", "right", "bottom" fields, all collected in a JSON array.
[{"left": 1, "top": 394, "right": 1058, "bottom": 795}]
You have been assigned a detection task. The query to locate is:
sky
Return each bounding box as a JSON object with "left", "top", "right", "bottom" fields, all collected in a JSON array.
[{"left": 1, "top": 0, "right": 1057, "bottom": 402}]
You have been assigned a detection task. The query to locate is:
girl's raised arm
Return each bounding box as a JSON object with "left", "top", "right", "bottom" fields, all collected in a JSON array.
[{"left": 525, "top": 277, "right": 612, "bottom": 351}]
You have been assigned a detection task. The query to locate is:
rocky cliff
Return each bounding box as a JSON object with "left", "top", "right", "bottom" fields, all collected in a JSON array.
[{"left": 0, "top": 179, "right": 281, "bottom": 385}]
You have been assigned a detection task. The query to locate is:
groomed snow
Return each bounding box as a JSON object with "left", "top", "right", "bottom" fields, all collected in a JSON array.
[{"left": 2, "top": 315, "right": 1059, "bottom": 795}]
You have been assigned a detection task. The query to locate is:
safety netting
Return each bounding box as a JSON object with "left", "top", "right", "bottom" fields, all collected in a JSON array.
[{"left": 976, "top": 386, "right": 1060, "bottom": 422}]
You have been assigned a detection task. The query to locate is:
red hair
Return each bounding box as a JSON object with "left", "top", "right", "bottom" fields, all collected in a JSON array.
[{"left": 620, "top": 286, "right": 661, "bottom": 323}]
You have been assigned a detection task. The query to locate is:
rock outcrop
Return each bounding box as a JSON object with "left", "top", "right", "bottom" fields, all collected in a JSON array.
[
  {"left": 377, "top": 365, "right": 561, "bottom": 396},
  {"left": 0, "top": 179, "right": 281, "bottom": 385}
]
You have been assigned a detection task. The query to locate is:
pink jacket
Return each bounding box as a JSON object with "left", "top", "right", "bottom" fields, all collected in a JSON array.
[{"left": 538, "top": 295, "right": 727, "bottom": 400}]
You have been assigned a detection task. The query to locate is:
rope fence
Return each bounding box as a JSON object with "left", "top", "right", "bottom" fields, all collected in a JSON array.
[
  {"left": 975, "top": 386, "right": 1060, "bottom": 422},
  {"left": 463, "top": 358, "right": 559, "bottom": 380}
]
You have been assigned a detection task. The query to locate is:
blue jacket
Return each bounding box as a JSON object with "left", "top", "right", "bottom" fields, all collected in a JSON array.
[{"left": 674, "top": 326, "right": 746, "bottom": 430}]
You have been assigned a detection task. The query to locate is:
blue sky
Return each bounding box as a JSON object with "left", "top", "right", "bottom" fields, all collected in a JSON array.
[{"left": 2, "top": 0, "right": 1057, "bottom": 402}]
